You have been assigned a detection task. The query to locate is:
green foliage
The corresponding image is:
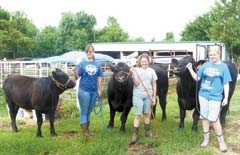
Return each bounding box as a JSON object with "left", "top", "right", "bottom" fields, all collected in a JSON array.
[
  {"left": 181, "top": 13, "right": 212, "bottom": 41},
  {"left": 162, "top": 32, "right": 175, "bottom": 42},
  {"left": 181, "top": 0, "right": 240, "bottom": 60},
  {"left": 96, "top": 16, "right": 129, "bottom": 42},
  {"left": 59, "top": 101, "right": 79, "bottom": 119},
  {"left": 59, "top": 11, "right": 97, "bottom": 52},
  {"left": 0, "top": 89, "right": 8, "bottom": 117},
  {"left": 35, "top": 26, "right": 60, "bottom": 57}
]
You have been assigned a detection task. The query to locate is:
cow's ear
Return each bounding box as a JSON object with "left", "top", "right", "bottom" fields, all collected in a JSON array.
[
  {"left": 110, "top": 64, "right": 115, "bottom": 72},
  {"left": 52, "top": 70, "right": 57, "bottom": 77},
  {"left": 171, "top": 59, "right": 178, "bottom": 65},
  {"left": 196, "top": 60, "right": 206, "bottom": 69},
  {"left": 55, "top": 68, "right": 61, "bottom": 72}
]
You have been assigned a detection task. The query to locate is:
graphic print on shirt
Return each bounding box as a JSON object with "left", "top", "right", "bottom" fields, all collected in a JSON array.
[
  {"left": 202, "top": 67, "right": 220, "bottom": 89},
  {"left": 85, "top": 64, "right": 97, "bottom": 75}
]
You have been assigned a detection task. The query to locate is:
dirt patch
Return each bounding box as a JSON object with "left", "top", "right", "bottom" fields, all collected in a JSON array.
[
  {"left": 127, "top": 143, "right": 160, "bottom": 155},
  {"left": 56, "top": 130, "right": 78, "bottom": 139}
]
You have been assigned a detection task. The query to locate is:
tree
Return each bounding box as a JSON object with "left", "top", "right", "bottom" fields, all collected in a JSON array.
[
  {"left": 180, "top": 0, "right": 240, "bottom": 61},
  {"left": 162, "top": 32, "right": 175, "bottom": 42},
  {"left": 208, "top": 0, "right": 240, "bottom": 60},
  {"left": 97, "top": 16, "right": 129, "bottom": 42},
  {"left": 35, "top": 26, "right": 60, "bottom": 57},
  {"left": 58, "top": 11, "right": 97, "bottom": 52},
  {"left": 0, "top": 9, "right": 37, "bottom": 58},
  {"left": 181, "top": 13, "right": 212, "bottom": 41}
]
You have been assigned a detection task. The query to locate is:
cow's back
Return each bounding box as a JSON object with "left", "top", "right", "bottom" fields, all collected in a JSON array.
[{"left": 3, "top": 75, "right": 51, "bottom": 110}]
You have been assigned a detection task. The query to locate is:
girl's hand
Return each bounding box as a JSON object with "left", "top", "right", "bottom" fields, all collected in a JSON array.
[
  {"left": 151, "top": 97, "right": 156, "bottom": 106},
  {"left": 221, "top": 98, "right": 228, "bottom": 106}
]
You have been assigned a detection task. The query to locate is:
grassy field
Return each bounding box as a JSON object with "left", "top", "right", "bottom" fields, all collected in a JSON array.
[{"left": 0, "top": 81, "right": 239, "bottom": 155}]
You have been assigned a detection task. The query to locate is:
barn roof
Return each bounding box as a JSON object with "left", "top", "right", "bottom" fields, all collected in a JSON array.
[{"left": 34, "top": 51, "right": 114, "bottom": 64}]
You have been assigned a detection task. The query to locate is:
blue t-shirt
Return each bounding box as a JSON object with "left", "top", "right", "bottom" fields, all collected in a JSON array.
[
  {"left": 77, "top": 59, "right": 103, "bottom": 92},
  {"left": 197, "top": 61, "right": 232, "bottom": 102}
]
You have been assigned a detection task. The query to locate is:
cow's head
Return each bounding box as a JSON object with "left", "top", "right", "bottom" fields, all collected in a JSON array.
[
  {"left": 52, "top": 68, "right": 76, "bottom": 90},
  {"left": 110, "top": 62, "right": 131, "bottom": 83},
  {"left": 171, "top": 56, "right": 196, "bottom": 77}
]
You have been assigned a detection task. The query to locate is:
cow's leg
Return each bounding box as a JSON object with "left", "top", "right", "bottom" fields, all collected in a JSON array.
[
  {"left": 159, "top": 94, "right": 167, "bottom": 121},
  {"left": 192, "top": 109, "right": 199, "bottom": 132},
  {"left": 7, "top": 102, "right": 19, "bottom": 132},
  {"left": 119, "top": 107, "right": 131, "bottom": 134},
  {"left": 48, "top": 110, "right": 57, "bottom": 136},
  {"left": 35, "top": 110, "right": 43, "bottom": 137},
  {"left": 108, "top": 110, "right": 115, "bottom": 128},
  {"left": 220, "top": 105, "right": 229, "bottom": 126},
  {"left": 179, "top": 108, "right": 186, "bottom": 130}
]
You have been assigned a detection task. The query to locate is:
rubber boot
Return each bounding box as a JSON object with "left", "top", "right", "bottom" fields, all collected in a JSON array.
[
  {"left": 200, "top": 132, "right": 209, "bottom": 147},
  {"left": 144, "top": 123, "right": 153, "bottom": 138},
  {"left": 130, "top": 127, "right": 139, "bottom": 144},
  {"left": 217, "top": 135, "right": 228, "bottom": 152},
  {"left": 81, "top": 123, "right": 91, "bottom": 137}
]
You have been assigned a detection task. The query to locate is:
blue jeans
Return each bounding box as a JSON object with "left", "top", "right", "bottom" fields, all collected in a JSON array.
[{"left": 78, "top": 88, "right": 98, "bottom": 124}]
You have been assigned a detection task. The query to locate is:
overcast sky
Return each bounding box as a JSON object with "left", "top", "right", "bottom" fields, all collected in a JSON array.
[{"left": 0, "top": 0, "right": 215, "bottom": 41}]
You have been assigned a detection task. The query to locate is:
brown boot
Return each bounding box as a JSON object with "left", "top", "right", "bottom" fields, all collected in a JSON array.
[
  {"left": 81, "top": 123, "right": 91, "bottom": 137},
  {"left": 130, "top": 127, "right": 139, "bottom": 144},
  {"left": 144, "top": 124, "right": 153, "bottom": 138},
  {"left": 217, "top": 135, "right": 227, "bottom": 152},
  {"left": 200, "top": 132, "right": 209, "bottom": 147}
]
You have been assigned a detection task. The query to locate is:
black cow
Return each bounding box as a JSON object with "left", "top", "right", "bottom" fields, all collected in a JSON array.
[
  {"left": 171, "top": 56, "right": 237, "bottom": 131},
  {"left": 107, "top": 62, "right": 168, "bottom": 133},
  {"left": 149, "top": 64, "right": 168, "bottom": 121},
  {"left": 3, "top": 68, "right": 76, "bottom": 137},
  {"left": 107, "top": 62, "right": 133, "bottom": 134}
]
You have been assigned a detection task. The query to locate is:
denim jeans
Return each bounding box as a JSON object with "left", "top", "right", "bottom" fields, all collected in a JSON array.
[{"left": 78, "top": 88, "right": 98, "bottom": 124}]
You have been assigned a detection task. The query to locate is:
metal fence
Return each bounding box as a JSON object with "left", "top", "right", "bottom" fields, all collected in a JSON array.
[{"left": 0, "top": 61, "right": 112, "bottom": 101}]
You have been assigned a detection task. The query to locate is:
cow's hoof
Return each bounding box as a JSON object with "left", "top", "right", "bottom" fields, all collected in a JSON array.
[
  {"left": 107, "top": 125, "right": 114, "bottom": 128},
  {"left": 162, "top": 117, "right": 167, "bottom": 121},
  {"left": 51, "top": 133, "right": 58, "bottom": 137},
  {"left": 119, "top": 130, "right": 125, "bottom": 134},
  {"left": 13, "top": 129, "right": 19, "bottom": 132},
  {"left": 36, "top": 135, "right": 43, "bottom": 138},
  {"left": 191, "top": 126, "right": 198, "bottom": 132}
]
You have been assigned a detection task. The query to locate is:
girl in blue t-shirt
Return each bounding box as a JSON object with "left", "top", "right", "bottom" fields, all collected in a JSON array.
[
  {"left": 186, "top": 46, "right": 231, "bottom": 152},
  {"left": 74, "top": 44, "right": 103, "bottom": 137}
]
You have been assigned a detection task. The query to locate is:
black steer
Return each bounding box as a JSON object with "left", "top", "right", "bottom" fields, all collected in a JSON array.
[
  {"left": 107, "top": 62, "right": 133, "bottom": 134},
  {"left": 107, "top": 62, "right": 169, "bottom": 134},
  {"left": 3, "top": 68, "right": 76, "bottom": 137},
  {"left": 171, "top": 56, "right": 237, "bottom": 131},
  {"left": 149, "top": 64, "right": 168, "bottom": 121}
]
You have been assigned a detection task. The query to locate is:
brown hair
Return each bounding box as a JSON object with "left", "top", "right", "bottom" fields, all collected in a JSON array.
[{"left": 84, "top": 44, "right": 95, "bottom": 60}]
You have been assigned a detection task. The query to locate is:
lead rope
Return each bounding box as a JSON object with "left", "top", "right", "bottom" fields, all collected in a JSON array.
[
  {"left": 94, "top": 97, "right": 111, "bottom": 133},
  {"left": 194, "top": 77, "right": 222, "bottom": 123},
  {"left": 133, "top": 68, "right": 161, "bottom": 137}
]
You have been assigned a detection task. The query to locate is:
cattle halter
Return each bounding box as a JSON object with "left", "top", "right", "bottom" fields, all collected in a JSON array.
[
  {"left": 51, "top": 76, "right": 72, "bottom": 90},
  {"left": 114, "top": 70, "right": 131, "bottom": 81}
]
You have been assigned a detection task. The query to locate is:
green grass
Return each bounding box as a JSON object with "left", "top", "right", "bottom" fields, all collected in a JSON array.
[{"left": 0, "top": 81, "right": 239, "bottom": 155}]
